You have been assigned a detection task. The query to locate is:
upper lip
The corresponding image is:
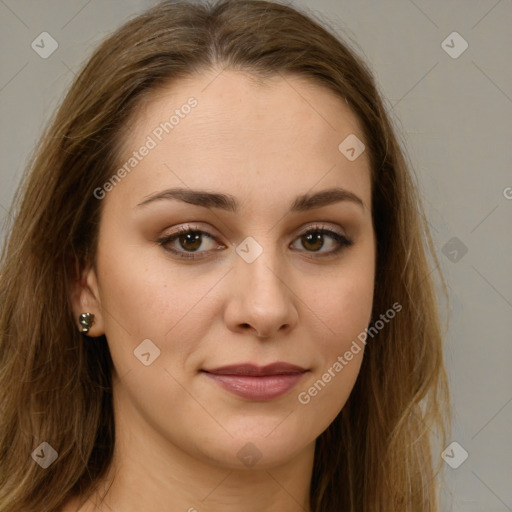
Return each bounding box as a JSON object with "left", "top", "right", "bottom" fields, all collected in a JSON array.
[{"left": 202, "top": 363, "right": 307, "bottom": 376}]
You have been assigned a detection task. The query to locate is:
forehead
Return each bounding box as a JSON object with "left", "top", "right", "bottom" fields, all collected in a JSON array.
[
  {"left": 131, "top": 69, "right": 365, "bottom": 146},
  {"left": 111, "top": 69, "right": 371, "bottom": 212}
]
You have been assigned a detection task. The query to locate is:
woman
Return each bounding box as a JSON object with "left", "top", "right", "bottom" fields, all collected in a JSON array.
[{"left": 0, "top": 1, "right": 450, "bottom": 510}]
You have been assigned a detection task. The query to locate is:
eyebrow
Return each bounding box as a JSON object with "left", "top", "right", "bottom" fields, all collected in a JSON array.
[{"left": 137, "top": 186, "right": 365, "bottom": 212}]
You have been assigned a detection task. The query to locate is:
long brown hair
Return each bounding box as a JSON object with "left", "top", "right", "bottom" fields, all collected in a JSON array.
[{"left": 0, "top": 1, "right": 450, "bottom": 510}]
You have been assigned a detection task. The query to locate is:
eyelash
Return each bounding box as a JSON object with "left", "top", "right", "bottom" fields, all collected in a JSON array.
[{"left": 157, "top": 224, "right": 353, "bottom": 261}]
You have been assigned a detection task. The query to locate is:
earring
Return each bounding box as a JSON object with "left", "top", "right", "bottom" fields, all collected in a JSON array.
[{"left": 79, "top": 313, "right": 95, "bottom": 334}]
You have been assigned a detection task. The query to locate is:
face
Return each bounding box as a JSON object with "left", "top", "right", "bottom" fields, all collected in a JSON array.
[{"left": 72, "top": 69, "right": 376, "bottom": 471}]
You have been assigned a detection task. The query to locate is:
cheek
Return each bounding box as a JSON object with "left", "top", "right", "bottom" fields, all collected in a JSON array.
[
  {"left": 294, "top": 294, "right": 369, "bottom": 436},
  {"left": 97, "top": 255, "right": 169, "bottom": 339},
  {"left": 309, "top": 248, "right": 375, "bottom": 352},
  {"left": 96, "top": 239, "right": 208, "bottom": 338},
  {"left": 294, "top": 247, "right": 374, "bottom": 424},
  {"left": 94, "top": 236, "right": 229, "bottom": 385},
  {"left": 316, "top": 273, "right": 373, "bottom": 337},
  {"left": 309, "top": 279, "right": 371, "bottom": 380}
]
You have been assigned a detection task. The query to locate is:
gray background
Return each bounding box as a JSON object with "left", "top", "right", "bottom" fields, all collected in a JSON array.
[{"left": 0, "top": 1, "right": 510, "bottom": 510}]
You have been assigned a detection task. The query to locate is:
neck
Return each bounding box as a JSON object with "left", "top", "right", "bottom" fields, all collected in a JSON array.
[
  {"left": 89, "top": 436, "right": 314, "bottom": 512},
  {"left": 72, "top": 381, "right": 315, "bottom": 512}
]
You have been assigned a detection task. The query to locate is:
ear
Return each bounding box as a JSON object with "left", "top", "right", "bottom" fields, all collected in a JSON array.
[{"left": 69, "top": 260, "right": 105, "bottom": 337}]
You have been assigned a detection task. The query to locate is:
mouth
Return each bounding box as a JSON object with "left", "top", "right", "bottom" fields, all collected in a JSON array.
[{"left": 201, "top": 363, "right": 308, "bottom": 401}]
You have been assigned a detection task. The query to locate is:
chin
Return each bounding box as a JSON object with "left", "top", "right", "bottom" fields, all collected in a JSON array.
[{"left": 191, "top": 425, "right": 315, "bottom": 471}]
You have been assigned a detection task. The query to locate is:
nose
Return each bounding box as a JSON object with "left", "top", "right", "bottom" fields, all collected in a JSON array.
[{"left": 224, "top": 250, "right": 298, "bottom": 339}]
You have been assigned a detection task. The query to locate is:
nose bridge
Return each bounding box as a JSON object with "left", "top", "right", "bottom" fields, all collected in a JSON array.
[
  {"left": 236, "top": 235, "right": 286, "bottom": 302},
  {"left": 227, "top": 233, "right": 297, "bottom": 337}
]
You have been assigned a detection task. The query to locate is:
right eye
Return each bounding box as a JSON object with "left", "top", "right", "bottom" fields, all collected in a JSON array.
[{"left": 157, "top": 225, "right": 225, "bottom": 260}]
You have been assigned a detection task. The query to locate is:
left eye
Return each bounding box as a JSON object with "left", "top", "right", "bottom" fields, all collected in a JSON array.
[
  {"left": 157, "top": 225, "right": 353, "bottom": 260},
  {"left": 290, "top": 228, "right": 353, "bottom": 256}
]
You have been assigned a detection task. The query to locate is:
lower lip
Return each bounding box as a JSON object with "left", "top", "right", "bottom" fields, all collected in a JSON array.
[{"left": 203, "top": 372, "right": 306, "bottom": 401}]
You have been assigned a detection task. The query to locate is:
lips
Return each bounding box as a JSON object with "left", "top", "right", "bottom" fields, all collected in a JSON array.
[
  {"left": 201, "top": 363, "right": 308, "bottom": 400},
  {"left": 203, "top": 363, "right": 307, "bottom": 376}
]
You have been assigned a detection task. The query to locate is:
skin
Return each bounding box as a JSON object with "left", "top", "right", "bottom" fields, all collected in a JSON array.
[{"left": 68, "top": 69, "right": 376, "bottom": 512}]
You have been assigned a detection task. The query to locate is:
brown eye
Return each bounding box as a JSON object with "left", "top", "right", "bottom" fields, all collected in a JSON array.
[
  {"left": 291, "top": 227, "right": 353, "bottom": 257},
  {"left": 301, "top": 232, "right": 324, "bottom": 251},
  {"left": 158, "top": 225, "right": 352, "bottom": 261},
  {"left": 158, "top": 227, "right": 222, "bottom": 260},
  {"left": 176, "top": 231, "right": 202, "bottom": 252}
]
